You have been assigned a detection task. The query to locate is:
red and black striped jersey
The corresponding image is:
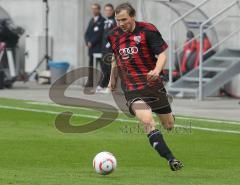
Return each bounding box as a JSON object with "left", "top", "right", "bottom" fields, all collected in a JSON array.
[{"left": 107, "top": 21, "right": 168, "bottom": 92}]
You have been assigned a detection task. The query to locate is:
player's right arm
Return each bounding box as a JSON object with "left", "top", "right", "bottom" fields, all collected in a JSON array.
[{"left": 108, "top": 55, "right": 118, "bottom": 91}]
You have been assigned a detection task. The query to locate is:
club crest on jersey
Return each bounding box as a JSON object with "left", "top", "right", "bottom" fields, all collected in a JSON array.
[{"left": 134, "top": 36, "right": 141, "bottom": 44}]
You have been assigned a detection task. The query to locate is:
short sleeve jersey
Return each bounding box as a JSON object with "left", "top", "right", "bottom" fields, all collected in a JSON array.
[{"left": 107, "top": 21, "right": 168, "bottom": 92}]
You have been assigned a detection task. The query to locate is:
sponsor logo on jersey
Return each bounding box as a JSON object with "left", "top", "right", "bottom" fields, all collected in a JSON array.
[{"left": 119, "top": 47, "right": 138, "bottom": 60}]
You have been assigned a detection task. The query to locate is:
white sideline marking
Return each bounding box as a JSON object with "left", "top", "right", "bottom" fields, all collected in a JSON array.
[
  {"left": 0, "top": 104, "right": 125, "bottom": 121},
  {"left": 26, "top": 101, "right": 240, "bottom": 125},
  {"left": 26, "top": 101, "right": 96, "bottom": 112},
  {"left": 0, "top": 104, "right": 240, "bottom": 135},
  {"left": 0, "top": 105, "right": 99, "bottom": 119},
  {"left": 175, "top": 125, "right": 240, "bottom": 134},
  {"left": 176, "top": 116, "right": 240, "bottom": 125}
]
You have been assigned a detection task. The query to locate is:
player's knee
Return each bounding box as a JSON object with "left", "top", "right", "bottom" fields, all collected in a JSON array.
[
  {"left": 163, "top": 120, "right": 174, "bottom": 130},
  {"left": 141, "top": 116, "right": 155, "bottom": 125}
]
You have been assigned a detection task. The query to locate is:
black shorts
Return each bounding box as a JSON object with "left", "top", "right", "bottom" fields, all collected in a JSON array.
[{"left": 124, "top": 84, "right": 172, "bottom": 116}]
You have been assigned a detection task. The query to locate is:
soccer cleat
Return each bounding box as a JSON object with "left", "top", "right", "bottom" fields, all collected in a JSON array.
[{"left": 168, "top": 159, "right": 183, "bottom": 171}]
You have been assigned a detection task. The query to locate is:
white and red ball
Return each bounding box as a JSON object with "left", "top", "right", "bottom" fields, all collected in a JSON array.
[{"left": 93, "top": 151, "right": 117, "bottom": 175}]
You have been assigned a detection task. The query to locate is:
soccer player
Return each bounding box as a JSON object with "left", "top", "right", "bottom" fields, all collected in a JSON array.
[{"left": 107, "top": 3, "right": 183, "bottom": 171}]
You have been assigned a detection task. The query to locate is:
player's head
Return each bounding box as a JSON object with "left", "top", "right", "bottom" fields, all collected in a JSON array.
[
  {"left": 91, "top": 3, "right": 101, "bottom": 16},
  {"left": 104, "top": 3, "right": 114, "bottom": 18},
  {"left": 115, "top": 3, "right": 136, "bottom": 32}
]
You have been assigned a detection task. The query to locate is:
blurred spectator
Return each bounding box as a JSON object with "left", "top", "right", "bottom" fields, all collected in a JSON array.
[
  {"left": 96, "top": 3, "right": 116, "bottom": 93},
  {"left": 84, "top": 3, "right": 105, "bottom": 88},
  {"left": 178, "top": 30, "right": 197, "bottom": 74},
  {"left": 0, "top": 19, "right": 21, "bottom": 48},
  {"left": 0, "top": 19, "right": 24, "bottom": 72}
]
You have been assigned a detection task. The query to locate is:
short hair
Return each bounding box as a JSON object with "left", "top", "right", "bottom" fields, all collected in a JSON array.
[
  {"left": 104, "top": 3, "right": 114, "bottom": 10},
  {"left": 115, "top": 2, "right": 136, "bottom": 17},
  {"left": 92, "top": 3, "right": 101, "bottom": 10}
]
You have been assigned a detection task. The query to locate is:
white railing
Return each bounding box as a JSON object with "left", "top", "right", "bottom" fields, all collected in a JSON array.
[{"left": 198, "top": 0, "right": 240, "bottom": 100}]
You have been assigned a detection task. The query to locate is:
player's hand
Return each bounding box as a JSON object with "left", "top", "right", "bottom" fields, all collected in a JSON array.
[
  {"left": 108, "top": 78, "right": 117, "bottom": 91},
  {"left": 147, "top": 69, "right": 160, "bottom": 81}
]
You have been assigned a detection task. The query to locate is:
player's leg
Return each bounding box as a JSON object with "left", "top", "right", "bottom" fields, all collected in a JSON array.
[
  {"left": 158, "top": 113, "right": 175, "bottom": 130},
  {"left": 131, "top": 100, "right": 156, "bottom": 133},
  {"left": 131, "top": 100, "right": 175, "bottom": 163},
  {"left": 157, "top": 113, "right": 183, "bottom": 171},
  {"left": 85, "top": 54, "right": 94, "bottom": 87}
]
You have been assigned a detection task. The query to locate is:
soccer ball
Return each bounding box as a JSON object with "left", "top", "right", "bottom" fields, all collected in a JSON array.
[{"left": 93, "top": 151, "right": 117, "bottom": 175}]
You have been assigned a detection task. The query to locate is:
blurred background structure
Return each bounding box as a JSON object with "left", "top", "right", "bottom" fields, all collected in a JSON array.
[{"left": 0, "top": 0, "right": 240, "bottom": 100}]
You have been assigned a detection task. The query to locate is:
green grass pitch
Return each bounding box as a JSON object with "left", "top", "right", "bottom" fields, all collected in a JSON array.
[{"left": 0, "top": 98, "right": 240, "bottom": 185}]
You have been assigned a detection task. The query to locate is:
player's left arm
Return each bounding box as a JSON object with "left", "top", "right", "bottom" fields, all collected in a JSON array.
[
  {"left": 146, "top": 29, "right": 168, "bottom": 81},
  {"left": 147, "top": 51, "right": 167, "bottom": 81}
]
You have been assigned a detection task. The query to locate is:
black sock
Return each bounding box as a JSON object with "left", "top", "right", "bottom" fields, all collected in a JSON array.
[{"left": 148, "top": 129, "right": 174, "bottom": 161}]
